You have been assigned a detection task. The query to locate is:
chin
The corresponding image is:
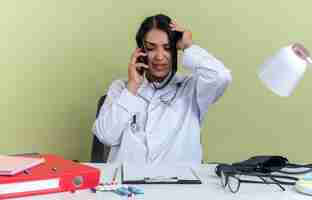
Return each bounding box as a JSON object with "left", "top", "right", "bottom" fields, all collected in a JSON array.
[{"left": 152, "top": 72, "right": 170, "bottom": 79}]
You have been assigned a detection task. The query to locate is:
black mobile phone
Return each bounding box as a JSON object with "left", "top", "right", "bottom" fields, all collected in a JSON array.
[
  {"left": 136, "top": 66, "right": 146, "bottom": 76},
  {"left": 138, "top": 54, "right": 148, "bottom": 65},
  {"left": 136, "top": 49, "right": 148, "bottom": 75}
]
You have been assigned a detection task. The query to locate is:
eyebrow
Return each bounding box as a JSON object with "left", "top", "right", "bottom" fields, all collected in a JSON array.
[{"left": 144, "top": 40, "right": 169, "bottom": 46}]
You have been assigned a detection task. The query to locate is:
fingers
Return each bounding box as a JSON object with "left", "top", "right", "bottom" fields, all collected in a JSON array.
[
  {"left": 135, "top": 62, "right": 149, "bottom": 69},
  {"left": 170, "top": 20, "right": 178, "bottom": 28},
  {"left": 292, "top": 43, "right": 311, "bottom": 61},
  {"left": 130, "top": 48, "right": 147, "bottom": 64},
  {"left": 134, "top": 63, "right": 149, "bottom": 76},
  {"left": 169, "top": 20, "right": 193, "bottom": 50},
  {"left": 169, "top": 20, "right": 185, "bottom": 32}
]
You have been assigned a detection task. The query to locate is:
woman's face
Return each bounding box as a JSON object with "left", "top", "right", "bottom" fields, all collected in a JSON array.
[{"left": 144, "top": 28, "right": 171, "bottom": 80}]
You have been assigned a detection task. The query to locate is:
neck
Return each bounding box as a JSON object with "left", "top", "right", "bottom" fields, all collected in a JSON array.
[
  {"left": 146, "top": 70, "right": 173, "bottom": 90},
  {"left": 146, "top": 73, "right": 166, "bottom": 83}
]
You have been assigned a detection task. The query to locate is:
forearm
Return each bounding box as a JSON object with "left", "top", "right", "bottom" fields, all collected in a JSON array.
[
  {"left": 182, "top": 45, "right": 232, "bottom": 121},
  {"left": 182, "top": 44, "right": 230, "bottom": 78}
]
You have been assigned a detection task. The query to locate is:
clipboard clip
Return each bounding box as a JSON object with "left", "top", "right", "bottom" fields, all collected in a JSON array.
[{"left": 143, "top": 176, "right": 179, "bottom": 183}]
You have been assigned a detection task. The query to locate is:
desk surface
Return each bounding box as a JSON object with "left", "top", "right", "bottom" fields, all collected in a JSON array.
[{"left": 12, "top": 164, "right": 311, "bottom": 200}]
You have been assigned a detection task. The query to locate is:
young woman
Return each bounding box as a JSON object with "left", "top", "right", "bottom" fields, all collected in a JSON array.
[{"left": 93, "top": 14, "right": 232, "bottom": 165}]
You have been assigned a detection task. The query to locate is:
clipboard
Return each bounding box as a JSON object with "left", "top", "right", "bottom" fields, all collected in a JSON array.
[{"left": 121, "top": 164, "right": 202, "bottom": 184}]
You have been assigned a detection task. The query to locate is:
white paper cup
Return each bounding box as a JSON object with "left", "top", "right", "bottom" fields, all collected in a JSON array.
[{"left": 259, "top": 44, "right": 309, "bottom": 97}]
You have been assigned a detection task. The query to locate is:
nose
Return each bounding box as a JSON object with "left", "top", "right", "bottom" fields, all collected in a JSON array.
[{"left": 154, "top": 49, "right": 165, "bottom": 61}]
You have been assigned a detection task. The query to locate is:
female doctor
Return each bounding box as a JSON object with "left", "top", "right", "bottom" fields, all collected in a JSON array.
[{"left": 93, "top": 14, "right": 232, "bottom": 165}]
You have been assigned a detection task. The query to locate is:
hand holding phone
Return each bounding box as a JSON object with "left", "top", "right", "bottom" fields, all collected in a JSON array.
[
  {"left": 127, "top": 48, "right": 149, "bottom": 95},
  {"left": 136, "top": 50, "right": 148, "bottom": 75}
]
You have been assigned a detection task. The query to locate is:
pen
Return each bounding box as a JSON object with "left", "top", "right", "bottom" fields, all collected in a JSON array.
[
  {"left": 131, "top": 115, "right": 137, "bottom": 130},
  {"left": 112, "top": 167, "right": 119, "bottom": 184},
  {"left": 131, "top": 114, "right": 140, "bottom": 132},
  {"left": 132, "top": 115, "right": 136, "bottom": 125}
]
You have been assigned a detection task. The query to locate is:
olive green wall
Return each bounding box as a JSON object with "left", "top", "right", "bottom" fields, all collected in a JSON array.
[{"left": 1, "top": 0, "right": 311, "bottom": 162}]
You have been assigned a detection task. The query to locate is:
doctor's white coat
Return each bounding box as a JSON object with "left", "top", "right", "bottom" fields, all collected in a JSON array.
[{"left": 93, "top": 45, "right": 232, "bottom": 165}]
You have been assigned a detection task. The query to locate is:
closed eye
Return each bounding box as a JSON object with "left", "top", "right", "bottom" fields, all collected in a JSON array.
[{"left": 144, "top": 40, "right": 170, "bottom": 51}]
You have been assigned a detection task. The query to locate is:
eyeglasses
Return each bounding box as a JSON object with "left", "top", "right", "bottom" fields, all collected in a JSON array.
[{"left": 217, "top": 165, "right": 298, "bottom": 193}]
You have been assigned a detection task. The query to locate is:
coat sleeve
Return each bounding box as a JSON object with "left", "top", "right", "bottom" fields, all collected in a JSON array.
[
  {"left": 181, "top": 45, "right": 232, "bottom": 124},
  {"left": 92, "top": 80, "right": 146, "bottom": 146}
]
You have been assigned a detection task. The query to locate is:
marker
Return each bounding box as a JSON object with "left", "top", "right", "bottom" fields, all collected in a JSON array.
[
  {"left": 128, "top": 186, "right": 144, "bottom": 195},
  {"left": 114, "top": 186, "right": 131, "bottom": 196}
]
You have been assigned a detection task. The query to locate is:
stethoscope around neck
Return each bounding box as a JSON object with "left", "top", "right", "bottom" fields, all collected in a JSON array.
[
  {"left": 158, "top": 82, "right": 182, "bottom": 106},
  {"left": 138, "top": 81, "right": 181, "bottom": 106},
  {"left": 144, "top": 68, "right": 182, "bottom": 106},
  {"left": 131, "top": 82, "right": 182, "bottom": 133}
]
